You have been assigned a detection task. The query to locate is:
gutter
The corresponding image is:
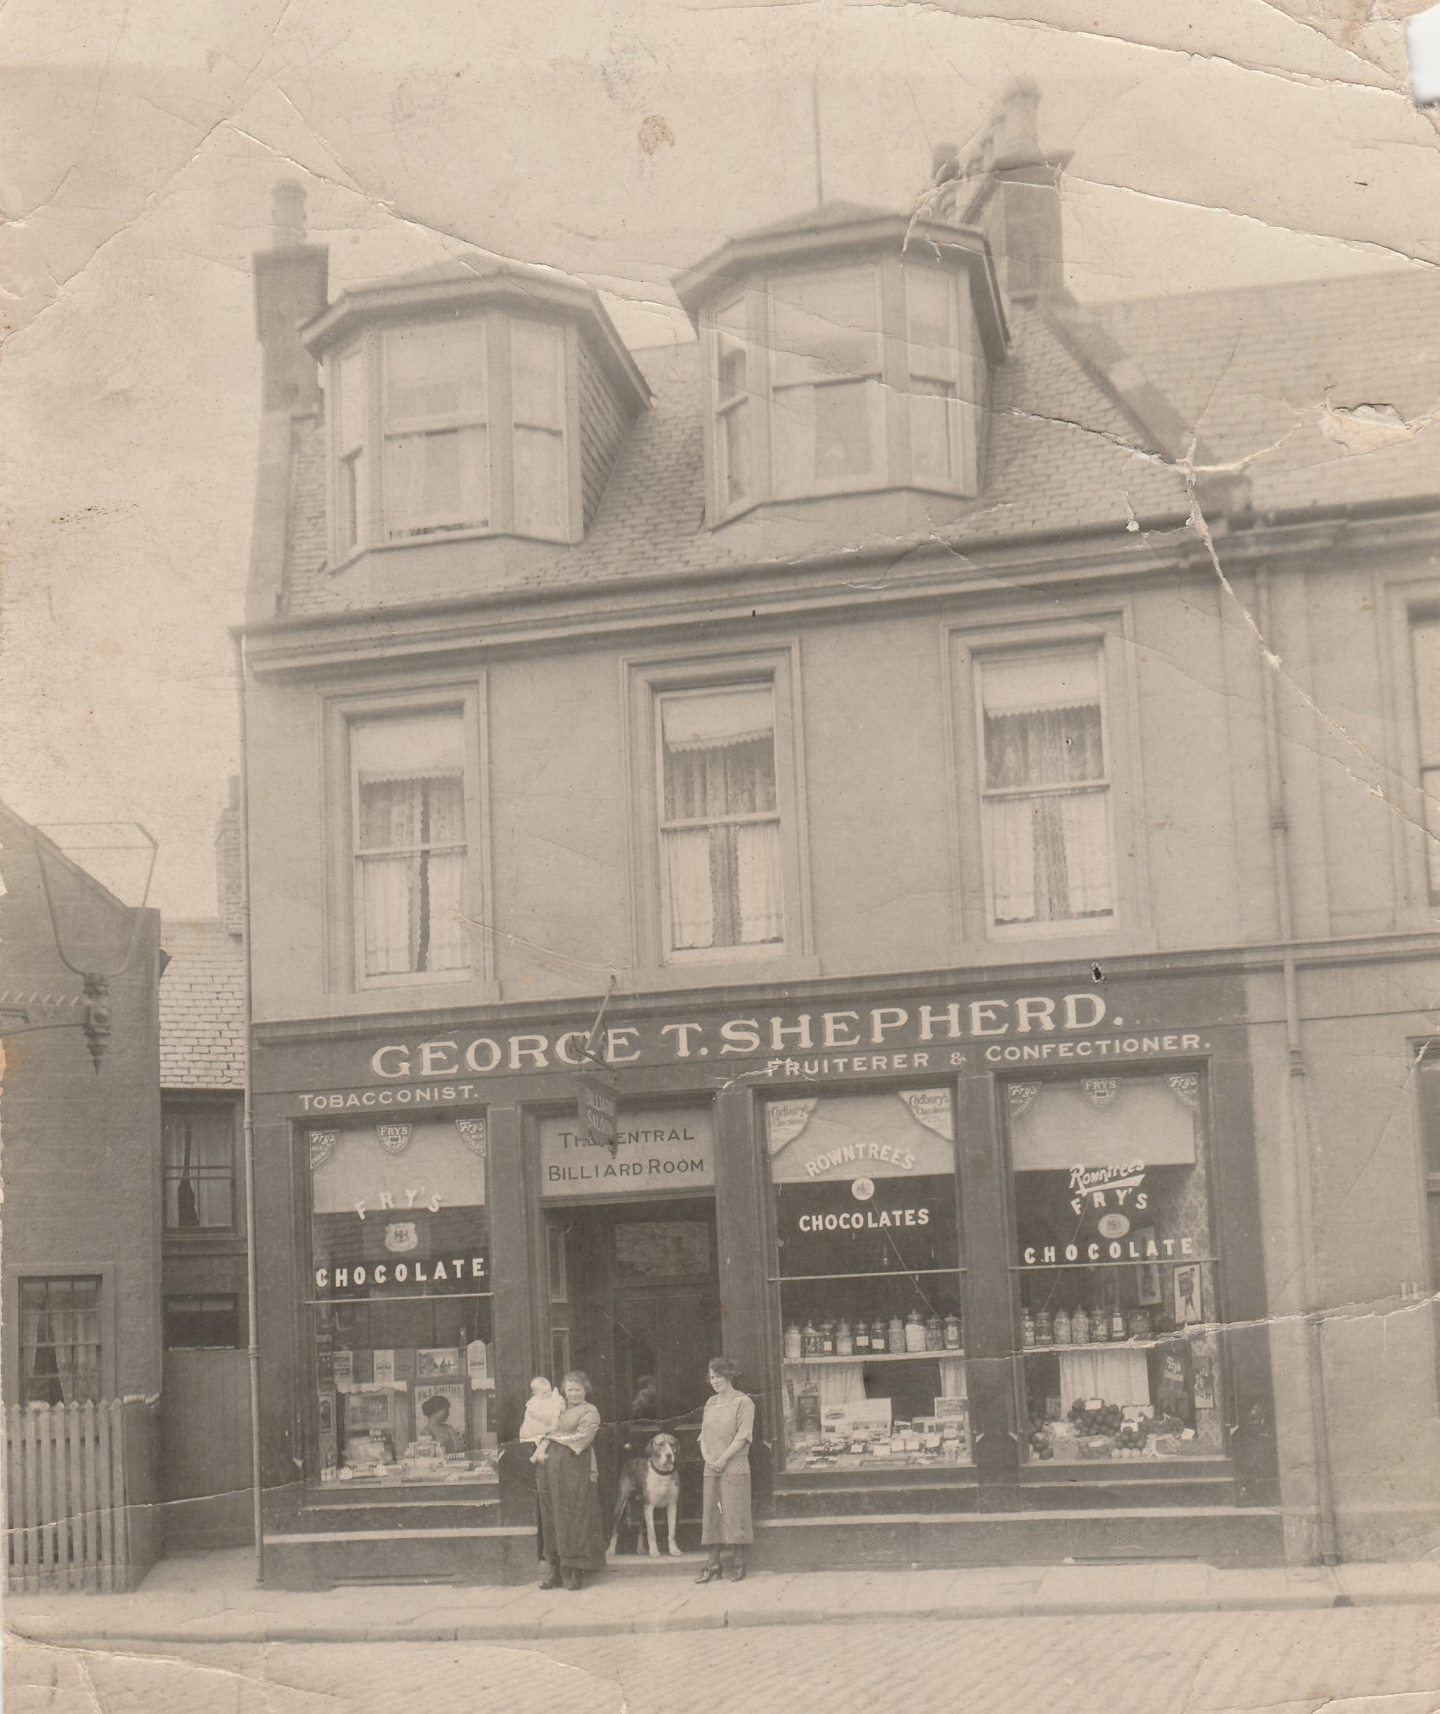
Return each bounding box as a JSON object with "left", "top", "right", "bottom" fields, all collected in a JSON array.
[{"left": 1255, "top": 565, "right": 1340, "bottom": 1566}]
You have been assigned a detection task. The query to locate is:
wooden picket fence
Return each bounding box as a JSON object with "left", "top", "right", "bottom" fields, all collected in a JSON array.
[{"left": 5, "top": 1400, "right": 137, "bottom": 1592}]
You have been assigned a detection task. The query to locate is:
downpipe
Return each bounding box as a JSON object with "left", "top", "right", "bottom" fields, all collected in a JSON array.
[{"left": 1254, "top": 565, "right": 1339, "bottom": 1566}]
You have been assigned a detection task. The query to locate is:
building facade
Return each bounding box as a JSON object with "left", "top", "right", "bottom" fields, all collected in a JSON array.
[
  {"left": 238, "top": 87, "right": 1440, "bottom": 1587},
  {"left": 0, "top": 799, "right": 165, "bottom": 1583},
  {"left": 157, "top": 782, "right": 251, "bottom": 1549}
]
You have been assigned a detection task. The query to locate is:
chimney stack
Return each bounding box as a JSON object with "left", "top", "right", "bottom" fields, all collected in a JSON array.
[
  {"left": 215, "top": 776, "right": 244, "bottom": 938},
  {"left": 931, "top": 81, "right": 1069, "bottom": 305},
  {"left": 987, "top": 79, "right": 1068, "bottom": 303},
  {"left": 253, "top": 180, "right": 328, "bottom": 414}
]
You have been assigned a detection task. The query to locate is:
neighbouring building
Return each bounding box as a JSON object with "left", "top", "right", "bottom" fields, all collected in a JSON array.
[
  {"left": 0, "top": 798, "right": 164, "bottom": 1588},
  {"left": 156, "top": 781, "right": 251, "bottom": 1550},
  {"left": 237, "top": 84, "right": 1440, "bottom": 1588}
]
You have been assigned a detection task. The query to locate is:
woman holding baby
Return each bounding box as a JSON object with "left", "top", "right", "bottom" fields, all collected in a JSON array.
[{"left": 526, "top": 1370, "right": 607, "bottom": 1590}]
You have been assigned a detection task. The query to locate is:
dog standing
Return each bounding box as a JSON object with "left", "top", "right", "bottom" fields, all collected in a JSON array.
[{"left": 608, "top": 1432, "right": 683, "bottom": 1559}]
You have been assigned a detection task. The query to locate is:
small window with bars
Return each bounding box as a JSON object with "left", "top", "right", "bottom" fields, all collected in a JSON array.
[{"left": 20, "top": 1277, "right": 102, "bottom": 1406}]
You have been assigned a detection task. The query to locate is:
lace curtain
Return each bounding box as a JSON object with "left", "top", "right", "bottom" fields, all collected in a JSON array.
[
  {"left": 983, "top": 699, "right": 1113, "bottom": 924},
  {"left": 359, "top": 772, "right": 466, "bottom": 976},
  {"left": 661, "top": 707, "right": 782, "bottom": 951}
]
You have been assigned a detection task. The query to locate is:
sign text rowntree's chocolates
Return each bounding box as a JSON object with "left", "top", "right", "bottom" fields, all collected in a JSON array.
[{"left": 290, "top": 991, "right": 1213, "bottom": 1112}]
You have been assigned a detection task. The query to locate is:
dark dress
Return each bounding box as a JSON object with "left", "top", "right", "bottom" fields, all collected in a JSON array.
[{"left": 535, "top": 1402, "right": 607, "bottom": 1572}]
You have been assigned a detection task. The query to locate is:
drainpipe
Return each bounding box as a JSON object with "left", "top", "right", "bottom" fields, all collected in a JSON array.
[
  {"left": 233, "top": 629, "right": 265, "bottom": 1584},
  {"left": 1254, "top": 565, "right": 1339, "bottom": 1565}
]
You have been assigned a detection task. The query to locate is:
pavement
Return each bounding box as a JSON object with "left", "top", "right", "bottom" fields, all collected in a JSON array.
[{"left": 9, "top": 1546, "right": 1440, "bottom": 1648}]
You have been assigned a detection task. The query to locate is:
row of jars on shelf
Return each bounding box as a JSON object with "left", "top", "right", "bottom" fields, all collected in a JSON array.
[
  {"left": 1022, "top": 1304, "right": 1153, "bottom": 1347},
  {"left": 784, "top": 1308, "right": 963, "bottom": 1361}
]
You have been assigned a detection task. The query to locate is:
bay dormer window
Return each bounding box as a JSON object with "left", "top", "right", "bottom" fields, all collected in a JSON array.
[
  {"left": 307, "top": 270, "right": 647, "bottom": 565},
  {"left": 698, "top": 257, "right": 987, "bottom": 522},
  {"left": 679, "top": 208, "right": 1006, "bottom": 528}
]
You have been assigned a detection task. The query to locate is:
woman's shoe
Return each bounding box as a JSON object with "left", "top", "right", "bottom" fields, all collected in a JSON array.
[
  {"left": 539, "top": 1572, "right": 561, "bottom": 1590},
  {"left": 694, "top": 1563, "right": 723, "bottom": 1584},
  {"left": 561, "top": 1567, "right": 580, "bottom": 1591},
  {"left": 728, "top": 1558, "right": 746, "bottom": 1582}
]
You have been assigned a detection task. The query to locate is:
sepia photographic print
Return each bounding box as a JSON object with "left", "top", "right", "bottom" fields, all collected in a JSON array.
[{"left": 4, "top": 2, "right": 1440, "bottom": 1710}]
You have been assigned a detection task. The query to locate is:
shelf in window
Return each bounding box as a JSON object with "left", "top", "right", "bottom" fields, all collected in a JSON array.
[
  {"left": 1024, "top": 1340, "right": 1160, "bottom": 1354},
  {"left": 783, "top": 1351, "right": 964, "bottom": 1365},
  {"left": 770, "top": 1269, "right": 964, "bottom": 1284}
]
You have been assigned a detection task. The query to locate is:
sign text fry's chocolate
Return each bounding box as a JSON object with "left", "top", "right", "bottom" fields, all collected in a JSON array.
[{"left": 364, "top": 993, "right": 1111, "bottom": 1083}]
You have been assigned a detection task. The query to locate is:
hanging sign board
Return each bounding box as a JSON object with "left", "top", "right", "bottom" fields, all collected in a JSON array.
[{"left": 577, "top": 1061, "right": 619, "bottom": 1151}]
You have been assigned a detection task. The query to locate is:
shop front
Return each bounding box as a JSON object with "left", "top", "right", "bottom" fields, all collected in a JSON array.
[{"left": 252, "top": 966, "right": 1283, "bottom": 1587}]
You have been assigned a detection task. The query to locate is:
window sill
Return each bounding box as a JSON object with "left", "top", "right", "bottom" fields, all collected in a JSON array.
[{"left": 629, "top": 953, "right": 822, "bottom": 993}]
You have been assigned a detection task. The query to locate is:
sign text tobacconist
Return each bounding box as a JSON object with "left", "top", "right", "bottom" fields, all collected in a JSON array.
[{"left": 296, "top": 991, "right": 1210, "bottom": 1112}]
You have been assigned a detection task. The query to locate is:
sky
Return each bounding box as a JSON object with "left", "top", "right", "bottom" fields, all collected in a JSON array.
[{"left": 2, "top": 0, "right": 1438, "bottom": 918}]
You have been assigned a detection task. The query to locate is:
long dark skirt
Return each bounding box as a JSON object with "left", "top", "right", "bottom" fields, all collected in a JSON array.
[
  {"left": 700, "top": 1460, "right": 754, "bottom": 1546},
  {"left": 536, "top": 1449, "right": 607, "bottom": 1571}
]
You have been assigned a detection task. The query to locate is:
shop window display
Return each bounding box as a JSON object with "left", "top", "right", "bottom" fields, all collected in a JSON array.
[
  {"left": 307, "top": 1114, "right": 497, "bottom": 1488},
  {"left": 1007, "top": 1073, "right": 1223, "bottom": 1466},
  {"left": 768, "top": 1089, "right": 969, "bottom": 1473}
]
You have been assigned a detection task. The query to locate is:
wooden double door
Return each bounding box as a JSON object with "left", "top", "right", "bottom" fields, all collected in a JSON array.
[{"left": 545, "top": 1197, "right": 719, "bottom": 1532}]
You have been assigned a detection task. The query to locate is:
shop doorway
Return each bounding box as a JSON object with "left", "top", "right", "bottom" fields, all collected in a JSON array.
[{"left": 544, "top": 1197, "right": 719, "bottom": 1549}]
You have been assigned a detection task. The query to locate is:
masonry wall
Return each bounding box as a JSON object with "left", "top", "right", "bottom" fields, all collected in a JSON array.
[
  {"left": 247, "top": 561, "right": 1344, "bottom": 1024},
  {"left": 0, "top": 807, "right": 164, "bottom": 1405}
]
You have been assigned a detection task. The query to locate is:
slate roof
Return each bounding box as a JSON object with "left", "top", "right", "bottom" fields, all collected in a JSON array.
[
  {"left": 279, "top": 267, "right": 1440, "bottom": 621},
  {"left": 159, "top": 919, "right": 244, "bottom": 1090}
]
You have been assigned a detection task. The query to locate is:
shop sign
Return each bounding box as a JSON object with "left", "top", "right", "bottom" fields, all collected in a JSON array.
[
  {"left": 312, "top": 1254, "right": 488, "bottom": 1295},
  {"left": 1019, "top": 1235, "right": 1196, "bottom": 1267},
  {"left": 288, "top": 983, "right": 1221, "bottom": 1113},
  {"left": 538, "top": 1107, "right": 714, "bottom": 1198},
  {"left": 777, "top": 1171, "right": 958, "bottom": 1276}
]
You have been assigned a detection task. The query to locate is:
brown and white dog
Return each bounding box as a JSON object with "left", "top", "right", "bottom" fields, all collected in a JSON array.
[{"left": 609, "top": 1433, "right": 682, "bottom": 1559}]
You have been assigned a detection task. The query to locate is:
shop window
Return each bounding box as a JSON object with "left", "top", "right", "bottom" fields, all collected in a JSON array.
[
  {"left": 20, "top": 1276, "right": 102, "bottom": 1406},
  {"left": 162, "top": 1103, "right": 236, "bottom": 1230},
  {"left": 165, "top": 1294, "right": 242, "bottom": 1350},
  {"left": 1410, "top": 615, "right": 1440, "bottom": 900},
  {"left": 1007, "top": 1073, "right": 1224, "bottom": 1466},
  {"left": 351, "top": 710, "right": 469, "bottom": 983},
  {"left": 307, "top": 1115, "right": 496, "bottom": 1488},
  {"left": 768, "top": 1089, "right": 970, "bottom": 1475},
  {"left": 658, "top": 686, "right": 783, "bottom": 957},
  {"left": 977, "top": 647, "right": 1115, "bottom": 930}
]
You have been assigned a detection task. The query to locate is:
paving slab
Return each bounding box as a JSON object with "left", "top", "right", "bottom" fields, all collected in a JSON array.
[{"left": 1031, "top": 1561, "right": 1215, "bottom": 1614}]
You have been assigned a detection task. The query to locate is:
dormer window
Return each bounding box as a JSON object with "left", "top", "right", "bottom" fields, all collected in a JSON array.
[
  {"left": 382, "top": 323, "right": 490, "bottom": 539},
  {"left": 770, "top": 268, "right": 884, "bottom": 494},
  {"left": 322, "top": 311, "right": 578, "bottom": 559},
  {"left": 700, "top": 257, "right": 983, "bottom": 522},
  {"left": 679, "top": 206, "right": 1005, "bottom": 528}
]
